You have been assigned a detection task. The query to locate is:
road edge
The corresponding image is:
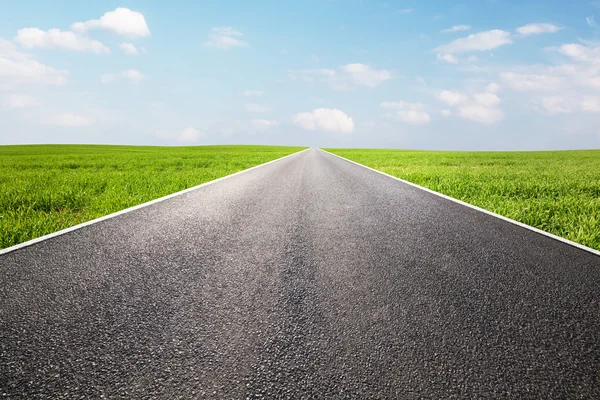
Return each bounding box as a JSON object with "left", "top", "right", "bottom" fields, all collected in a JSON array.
[
  {"left": 319, "top": 148, "right": 600, "bottom": 258},
  {"left": 0, "top": 147, "right": 311, "bottom": 255}
]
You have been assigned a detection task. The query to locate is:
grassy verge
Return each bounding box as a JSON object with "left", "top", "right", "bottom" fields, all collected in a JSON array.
[
  {"left": 1, "top": 145, "right": 305, "bottom": 249},
  {"left": 325, "top": 148, "right": 600, "bottom": 251}
]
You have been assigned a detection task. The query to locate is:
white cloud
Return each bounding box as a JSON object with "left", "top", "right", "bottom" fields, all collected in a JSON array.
[
  {"left": 473, "top": 92, "right": 501, "bottom": 107},
  {"left": 486, "top": 83, "right": 501, "bottom": 93},
  {"left": 587, "top": 16, "right": 597, "bottom": 28},
  {"left": 291, "top": 63, "right": 391, "bottom": 90},
  {"left": 437, "top": 90, "right": 468, "bottom": 106},
  {"left": 534, "top": 95, "right": 600, "bottom": 114},
  {"left": 251, "top": 119, "right": 279, "bottom": 130},
  {"left": 156, "top": 127, "right": 203, "bottom": 143},
  {"left": 500, "top": 72, "right": 563, "bottom": 92},
  {"left": 72, "top": 8, "right": 151, "bottom": 38},
  {"left": 434, "top": 30, "right": 513, "bottom": 54},
  {"left": 540, "top": 96, "right": 575, "bottom": 114},
  {"left": 442, "top": 25, "right": 471, "bottom": 33},
  {"left": 436, "top": 53, "right": 458, "bottom": 63},
  {"left": 380, "top": 101, "right": 431, "bottom": 125},
  {"left": 122, "top": 69, "right": 143, "bottom": 83},
  {"left": 245, "top": 103, "right": 273, "bottom": 113},
  {"left": 46, "top": 112, "right": 96, "bottom": 127},
  {"left": 14, "top": 28, "right": 110, "bottom": 54},
  {"left": 0, "top": 57, "right": 68, "bottom": 86},
  {"left": 0, "top": 38, "right": 68, "bottom": 86},
  {"left": 458, "top": 105, "right": 504, "bottom": 125},
  {"left": 582, "top": 96, "right": 600, "bottom": 112},
  {"left": 293, "top": 108, "right": 354, "bottom": 133},
  {"left": 100, "top": 70, "right": 144, "bottom": 84},
  {"left": 435, "top": 86, "right": 503, "bottom": 124},
  {"left": 0, "top": 37, "right": 30, "bottom": 60},
  {"left": 399, "top": 8, "right": 414, "bottom": 14},
  {"left": 499, "top": 42, "right": 600, "bottom": 117},
  {"left": 1, "top": 93, "right": 39, "bottom": 109},
  {"left": 241, "top": 90, "right": 264, "bottom": 97},
  {"left": 204, "top": 27, "right": 248, "bottom": 49},
  {"left": 516, "top": 23, "right": 561, "bottom": 36},
  {"left": 394, "top": 110, "right": 431, "bottom": 125},
  {"left": 557, "top": 43, "right": 600, "bottom": 62},
  {"left": 99, "top": 73, "right": 115, "bottom": 84},
  {"left": 120, "top": 42, "right": 138, "bottom": 55},
  {"left": 339, "top": 63, "right": 392, "bottom": 87},
  {"left": 178, "top": 127, "right": 201, "bottom": 142}
]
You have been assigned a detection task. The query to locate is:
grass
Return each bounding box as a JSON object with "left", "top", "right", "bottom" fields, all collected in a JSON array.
[
  {"left": 325, "top": 148, "right": 600, "bottom": 251},
  {"left": 0, "top": 145, "right": 305, "bottom": 250}
]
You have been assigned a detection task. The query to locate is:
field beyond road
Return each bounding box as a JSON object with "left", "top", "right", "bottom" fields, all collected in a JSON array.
[
  {"left": 0, "top": 145, "right": 305, "bottom": 250},
  {"left": 326, "top": 148, "right": 600, "bottom": 252}
]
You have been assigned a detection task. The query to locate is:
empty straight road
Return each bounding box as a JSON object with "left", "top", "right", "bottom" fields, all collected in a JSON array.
[{"left": 1, "top": 148, "right": 599, "bottom": 399}]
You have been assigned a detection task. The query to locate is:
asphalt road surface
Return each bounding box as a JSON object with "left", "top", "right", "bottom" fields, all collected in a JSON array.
[{"left": 1, "top": 148, "right": 599, "bottom": 399}]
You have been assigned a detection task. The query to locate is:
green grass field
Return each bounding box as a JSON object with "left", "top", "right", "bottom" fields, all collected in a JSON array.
[
  {"left": 0, "top": 145, "right": 305, "bottom": 250},
  {"left": 326, "top": 148, "right": 600, "bottom": 251}
]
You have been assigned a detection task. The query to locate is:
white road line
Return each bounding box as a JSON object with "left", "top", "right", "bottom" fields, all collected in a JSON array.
[
  {"left": 0, "top": 148, "right": 311, "bottom": 256},
  {"left": 319, "top": 148, "right": 600, "bottom": 258}
]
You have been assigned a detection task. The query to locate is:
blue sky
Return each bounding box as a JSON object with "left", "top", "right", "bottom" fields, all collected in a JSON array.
[{"left": 1, "top": 0, "right": 600, "bottom": 150}]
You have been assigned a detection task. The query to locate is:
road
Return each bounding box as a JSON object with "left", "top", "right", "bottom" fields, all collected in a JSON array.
[{"left": 1, "top": 148, "right": 599, "bottom": 399}]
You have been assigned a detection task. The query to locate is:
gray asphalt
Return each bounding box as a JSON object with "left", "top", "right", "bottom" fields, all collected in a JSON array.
[{"left": 1, "top": 148, "right": 599, "bottom": 399}]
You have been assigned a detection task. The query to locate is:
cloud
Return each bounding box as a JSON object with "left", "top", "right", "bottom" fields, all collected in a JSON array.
[
  {"left": 46, "top": 112, "right": 96, "bottom": 127},
  {"left": 436, "top": 85, "right": 504, "bottom": 124},
  {"left": 293, "top": 108, "right": 354, "bottom": 133},
  {"left": 100, "top": 69, "right": 144, "bottom": 84},
  {"left": 437, "top": 53, "right": 459, "bottom": 63},
  {"left": 486, "top": 83, "right": 501, "bottom": 93},
  {"left": 540, "top": 96, "right": 575, "bottom": 114},
  {"left": 178, "top": 127, "right": 201, "bottom": 142},
  {"left": 339, "top": 63, "right": 392, "bottom": 87},
  {"left": 291, "top": 63, "right": 392, "bottom": 90},
  {"left": 156, "top": 127, "right": 203, "bottom": 143},
  {"left": 499, "top": 42, "right": 600, "bottom": 118},
  {"left": 1, "top": 93, "right": 39, "bottom": 109},
  {"left": 399, "top": 8, "right": 414, "bottom": 14},
  {"left": 380, "top": 101, "right": 431, "bottom": 124},
  {"left": 0, "top": 37, "right": 30, "bottom": 60},
  {"left": 582, "top": 96, "right": 600, "bottom": 112},
  {"left": 0, "top": 38, "right": 68, "bottom": 86},
  {"left": 473, "top": 92, "right": 501, "bottom": 107},
  {"left": 500, "top": 72, "right": 564, "bottom": 92},
  {"left": 534, "top": 95, "right": 600, "bottom": 115},
  {"left": 434, "top": 30, "right": 512, "bottom": 54},
  {"left": 245, "top": 103, "right": 273, "bottom": 113},
  {"left": 516, "top": 23, "right": 561, "bottom": 36},
  {"left": 557, "top": 43, "right": 600, "bottom": 62},
  {"left": 458, "top": 105, "right": 504, "bottom": 125},
  {"left": 437, "top": 90, "right": 468, "bottom": 105},
  {"left": 120, "top": 42, "right": 138, "bottom": 55},
  {"left": 442, "top": 25, "right": 471, "bottom": 33},
  {"left": 587, "top": 16, "right": 597, "bottom": 28},
  {"left": 241, "top": 90, "right": 264, "bottom": 97},
  {"left": 204, "top": 27, "right": 248, "bottom": 49},
  {"left": 14, "top": 28, "right": 110, "bottom": 54},
  {"left": 72, "top": 8, "right": 151, "bottom": 38},
  {"left": 251, "top": 119, "right": 279, "bottom": 130},
  {"left": 122, "top": 69, "right": 144, "bottom": 83}
]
